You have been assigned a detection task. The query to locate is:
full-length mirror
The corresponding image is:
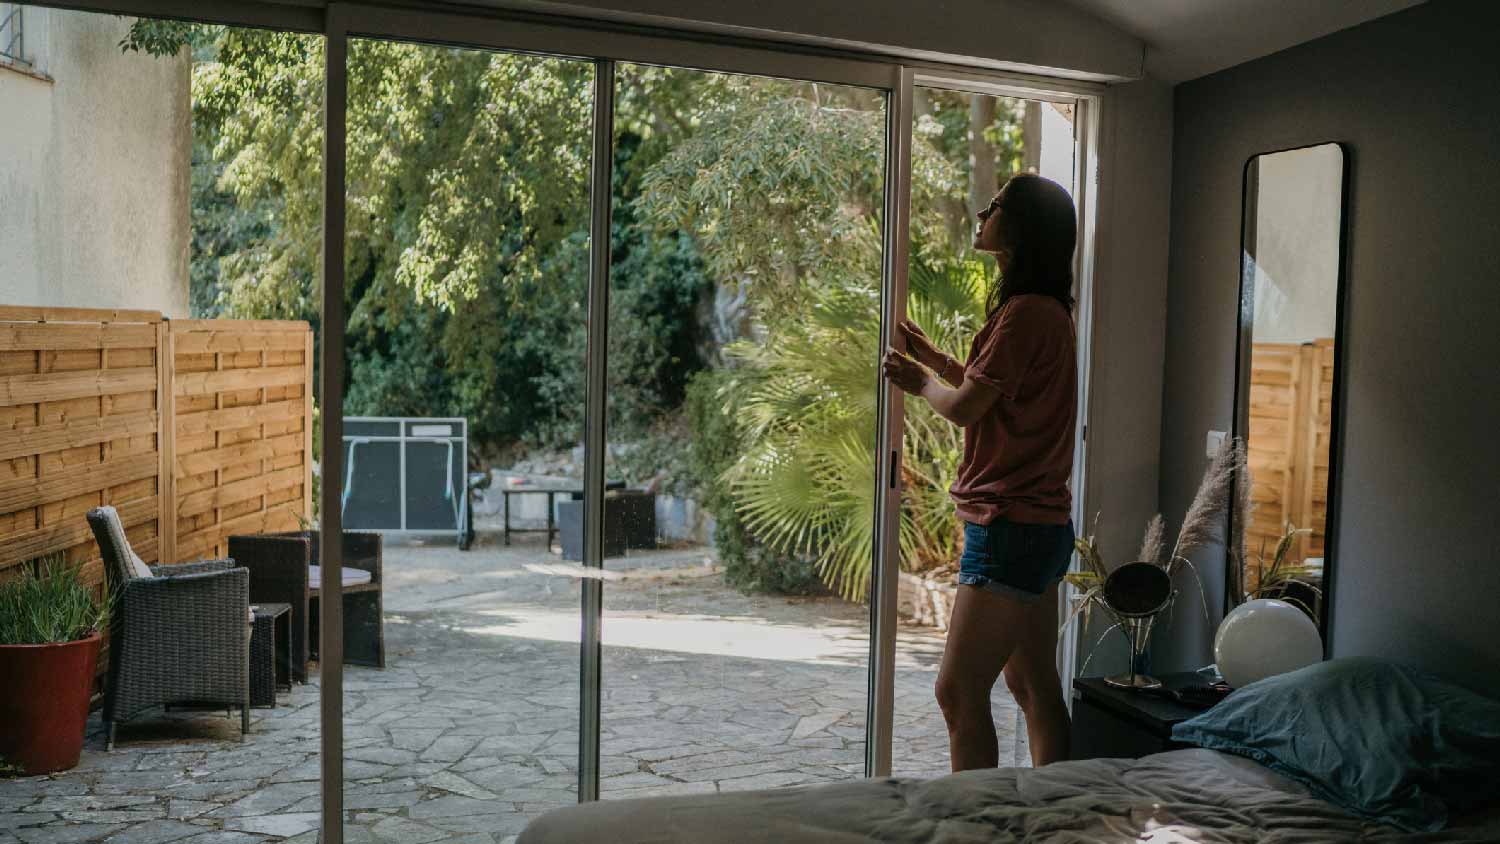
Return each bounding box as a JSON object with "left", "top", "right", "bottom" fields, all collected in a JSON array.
[{"left": 1231, "top": 142, "right": 1347, "bottom": 638}]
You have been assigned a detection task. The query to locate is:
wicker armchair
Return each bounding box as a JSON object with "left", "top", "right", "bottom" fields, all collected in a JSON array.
[
  {"left": 228, "top": 530, "right": 384, "bottom": 682},
  {"left": 85, "top": 506, "right": 251, "bottom": 750}
]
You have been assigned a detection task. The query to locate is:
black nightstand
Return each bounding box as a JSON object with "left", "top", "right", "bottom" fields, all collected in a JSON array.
[{"left": 1069, "top": 672, "right": 1221, "bottom": 760}]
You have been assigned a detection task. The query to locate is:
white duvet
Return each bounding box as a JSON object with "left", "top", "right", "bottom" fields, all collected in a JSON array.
[{"left": 518, "top": 749, "right": 1500, "bottom": 843}]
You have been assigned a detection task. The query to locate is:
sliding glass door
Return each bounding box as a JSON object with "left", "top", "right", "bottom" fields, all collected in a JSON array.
[
  {"left": 598, "top": 63, "right": 888, "bottom": 797},
  {"left": 891, "top": 83, "right": 1081, "bottom": 775},
  {"left": 335, "top": 34, "right": 596, "bottom": 838}
]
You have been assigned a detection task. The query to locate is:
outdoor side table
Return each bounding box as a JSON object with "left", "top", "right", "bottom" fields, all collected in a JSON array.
[{"left": 250, "top": 602, "right": 293, "bottom": 708}]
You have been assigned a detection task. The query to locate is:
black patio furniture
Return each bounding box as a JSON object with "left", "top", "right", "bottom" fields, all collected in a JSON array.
[
  {"left": 227, "top": 530, "right": 384, "bottom": 682},
  {"left": 250, "top": 602, "right": 293, "bottom": 707}
]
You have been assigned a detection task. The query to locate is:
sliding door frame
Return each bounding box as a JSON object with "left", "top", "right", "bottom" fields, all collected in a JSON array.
[
  {"left": 867, "top": 74, "right": 1104, "bottom": 772},
  {"left": 24, "top": 0, "right": 1106, "bottom": 827}
]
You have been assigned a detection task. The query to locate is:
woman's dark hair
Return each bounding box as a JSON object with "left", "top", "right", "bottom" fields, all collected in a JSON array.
[{"left": 986, "top": 173, "right": 1077, "bottom": 316}]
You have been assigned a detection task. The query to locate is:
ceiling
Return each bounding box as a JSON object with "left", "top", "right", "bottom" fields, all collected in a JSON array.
[{"left": 1064, "top": 0, "right": 1427, "bottom": 82}]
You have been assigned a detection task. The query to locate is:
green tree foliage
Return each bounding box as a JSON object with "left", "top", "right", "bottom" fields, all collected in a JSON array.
[
  {"left": 130, "top": 18, "right": 1027, "bottom": 597},
  {"left": 131, "top": 22, "right": 715, "bottom": 451}
]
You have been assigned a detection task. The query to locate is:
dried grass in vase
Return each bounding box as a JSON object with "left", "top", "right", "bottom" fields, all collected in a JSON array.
[{"left": 1061, "top": 437, "right": 1244, "bottom": 669}]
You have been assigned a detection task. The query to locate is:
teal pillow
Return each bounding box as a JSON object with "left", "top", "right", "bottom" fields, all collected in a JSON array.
[{"left": 1171, "top": 657, "right": 1500, "bottom": 832}]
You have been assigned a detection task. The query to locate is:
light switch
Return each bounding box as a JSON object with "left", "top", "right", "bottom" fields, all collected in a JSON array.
[{"left": 1206, "top": 430, "right": 1227, "bottom": 457}]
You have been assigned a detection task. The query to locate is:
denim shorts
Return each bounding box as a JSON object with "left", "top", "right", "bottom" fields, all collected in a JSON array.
[{"left": 958, "top": 518, "right": 1076, "bottom": 602}]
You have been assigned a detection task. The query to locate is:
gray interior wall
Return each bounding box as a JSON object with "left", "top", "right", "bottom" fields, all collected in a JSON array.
[
  {"left": 1157, "top": 0, "right": 1500, "bottom": 693},
  {"left": 1076, "top": 74, "right": 1173, "bottom": 676}
]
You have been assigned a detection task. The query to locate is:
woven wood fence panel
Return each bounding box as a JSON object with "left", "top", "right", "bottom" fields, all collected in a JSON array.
[
  {"left": 0, "top": 308, "right": 313, "bottom": 582},
  {"left": 1246, "top": 338, "right": 1334, "bottom": 570},
  {"left": 169, "top": 320, "right": 314, "bottom": 563},
  {"left": 0, "top": 306, "right": 167, "bottom": 593}
]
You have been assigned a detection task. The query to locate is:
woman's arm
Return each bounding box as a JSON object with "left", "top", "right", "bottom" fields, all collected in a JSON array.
[
  {"left": 897, "top": 320, "right": 965, "bottom": 387},
  {"left": 882, "top": 350, "right": 1001, "bottom": 427},
  {"left": 919, "top": 375, "right": 1001, "bottom": 428}
]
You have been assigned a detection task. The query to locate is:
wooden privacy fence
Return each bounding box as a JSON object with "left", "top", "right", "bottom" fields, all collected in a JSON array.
[
  {"left": 1246, "top": 338, "right": 1333, "bottom": 569},
  {"left": 0, "top": 306, "right": 313, "bottom": 599}
]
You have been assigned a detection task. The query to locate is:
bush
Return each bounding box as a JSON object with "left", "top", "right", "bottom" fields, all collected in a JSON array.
[
  {"left": 0, "top": 555, "right": 110, "bottom": 646},
  {"left": 684, "top": 370, "right": 820, "bottom": 595}
]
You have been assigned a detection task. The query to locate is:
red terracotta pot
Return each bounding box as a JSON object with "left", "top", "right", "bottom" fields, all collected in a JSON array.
[{"left": 0, "top": 632, "right": 101, "bottom": 775}]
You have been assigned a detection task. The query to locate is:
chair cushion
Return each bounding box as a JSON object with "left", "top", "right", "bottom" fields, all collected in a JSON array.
[{"left": 307, "top": 564, "right": 373, "bottom": 589}]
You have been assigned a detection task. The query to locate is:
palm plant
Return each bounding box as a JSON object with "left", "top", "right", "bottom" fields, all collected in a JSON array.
[{"left": 727, "top": 239, "right": 991, "bottom": 600}]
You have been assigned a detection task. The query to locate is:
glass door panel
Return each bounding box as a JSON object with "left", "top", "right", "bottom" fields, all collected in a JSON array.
[
  {"left": 598, "top": 64, "right": 887, "bottom": 797},
  {"left": 339, "top": 36, "right": 595, "bottom": 838},
  {"left": 893, "top": 88, "right": 1077, "bottom": 776}
]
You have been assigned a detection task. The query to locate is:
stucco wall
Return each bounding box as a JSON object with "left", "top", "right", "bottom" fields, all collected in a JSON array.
[{"left": 0, "top": 8, "right": 191, "bottom": 317}]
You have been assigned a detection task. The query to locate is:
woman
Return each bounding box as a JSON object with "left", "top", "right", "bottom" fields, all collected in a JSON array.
[{"left": 883, "top": 172, "right": 1077, "bottom": 771}]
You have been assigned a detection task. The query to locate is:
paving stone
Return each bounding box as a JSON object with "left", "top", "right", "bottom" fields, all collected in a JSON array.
[
  {"left": 423, "top": 772, "right": 498, "bottom": 801},
  {"left": 56, "top": 811, "right": 164, "bottom": 825},
  {"left": 664, "top": 760, "right": 792, "bottom": 784},
  {"left": 220, "top": 814, "right": 319, "bottom": 838},
  {"left": 342, "top": 790, "right": 425, "bottom": 811},
  {"left": 418, "top": 736, "right": 481, "bottom": 764},
  {"left": 16, "top": 825, "right": 130, "bottom": 844},
  {"left": 717, "top": 771, "right": 824, "bottom": 792},
  {"left": 424, "top": 814, "right": 533, "bottom": 836},
  {"left": 346, "top": 747, "right": 417, "bottom": 767},
  {"left": 603, "top": 780, "right": 718, "bottom": 800},
  {"left": 370, "top": 816, "right": 447, "bottom": 844},
  {"left": 0, "top": 815, "right": 51, "bottom": 833},
  {"left": 406, "top": 796, "right": 519, "bottom": 820},
  {"left": 171, "top": 836, "right": 266, "bottom": 844},
  {"left": 790, "top": 710, "right": 849, "bottom": 739},
  {"left": 388, "top": 729, "right": 444, "bottom": 753},
  {"left": 24, "top": 796, "right": 155, "bottom": 814},
  {"left": 164, "top": 802, "right": 217, "bottom": 821},
  {"left": 208, "top": 782, "right": 312, "bottom": 817},
  {"left": 100, "top": 819, "right": 209, "bottom": 844}
]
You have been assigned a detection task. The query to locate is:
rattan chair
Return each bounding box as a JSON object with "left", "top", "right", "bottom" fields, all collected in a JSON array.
[{"left": 85, "top": 506, "right": 251, "bottom": 749}]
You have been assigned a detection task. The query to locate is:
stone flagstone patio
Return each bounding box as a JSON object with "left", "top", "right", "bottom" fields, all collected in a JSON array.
[{"left": 1, "top": 536, "right": 1023, "bottom": 844}]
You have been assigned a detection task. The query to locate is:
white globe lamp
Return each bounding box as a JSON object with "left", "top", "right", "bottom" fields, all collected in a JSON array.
[{"left": 1214, "top": 598, "right": 1322, "bottom": 689}]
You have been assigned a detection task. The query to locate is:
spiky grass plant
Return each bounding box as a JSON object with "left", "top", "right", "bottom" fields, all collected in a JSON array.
[
  {"left": 0, "top": 554, "right": 110, "bottom": 646},
  {"left": 1239, "top": 523, "right": 1324, "bottom": 621}
]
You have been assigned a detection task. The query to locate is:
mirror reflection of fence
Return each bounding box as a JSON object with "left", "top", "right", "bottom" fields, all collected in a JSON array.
[
  {"left": 1246, "top": 338, "right": 1333, "bottom": 582},
  {"left": 1236, "top": 142, "right": 1345, "bottom": 627}
]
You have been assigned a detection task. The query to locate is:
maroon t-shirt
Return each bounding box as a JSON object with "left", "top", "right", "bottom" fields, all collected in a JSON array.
[{"left": 951, "top": 294, "right": 1077, "bottom": 526}]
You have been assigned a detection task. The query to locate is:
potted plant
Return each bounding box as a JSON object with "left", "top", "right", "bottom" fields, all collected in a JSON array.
[{"left": 0, "top": 554, "right": 109, "bottom": 775}]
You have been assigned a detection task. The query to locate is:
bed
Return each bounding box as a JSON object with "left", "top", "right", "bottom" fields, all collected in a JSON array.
[
  {"left": 520, "top": 659, "right": 1500, "bottom": 843},
  {"left": 519, "top": 748, "right": 1498, "bottom": 843}
]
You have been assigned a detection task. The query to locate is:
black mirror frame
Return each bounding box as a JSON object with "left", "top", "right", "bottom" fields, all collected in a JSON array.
[{"left": 1228, "top": 141, "right": 1352, "bottom": 656}]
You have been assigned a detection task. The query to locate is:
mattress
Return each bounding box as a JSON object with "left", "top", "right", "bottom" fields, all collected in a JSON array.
[{"left": 518, "top": 748, "right": 1500, "bottom": 843}]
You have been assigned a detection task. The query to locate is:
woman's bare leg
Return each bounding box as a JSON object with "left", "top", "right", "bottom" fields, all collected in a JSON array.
[
  {"left": 1002, "top": 581, "right": 1071, "bottom": 766},
  {"left": 935, "top": 585, "right": 1025, "bottom": 771}
]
